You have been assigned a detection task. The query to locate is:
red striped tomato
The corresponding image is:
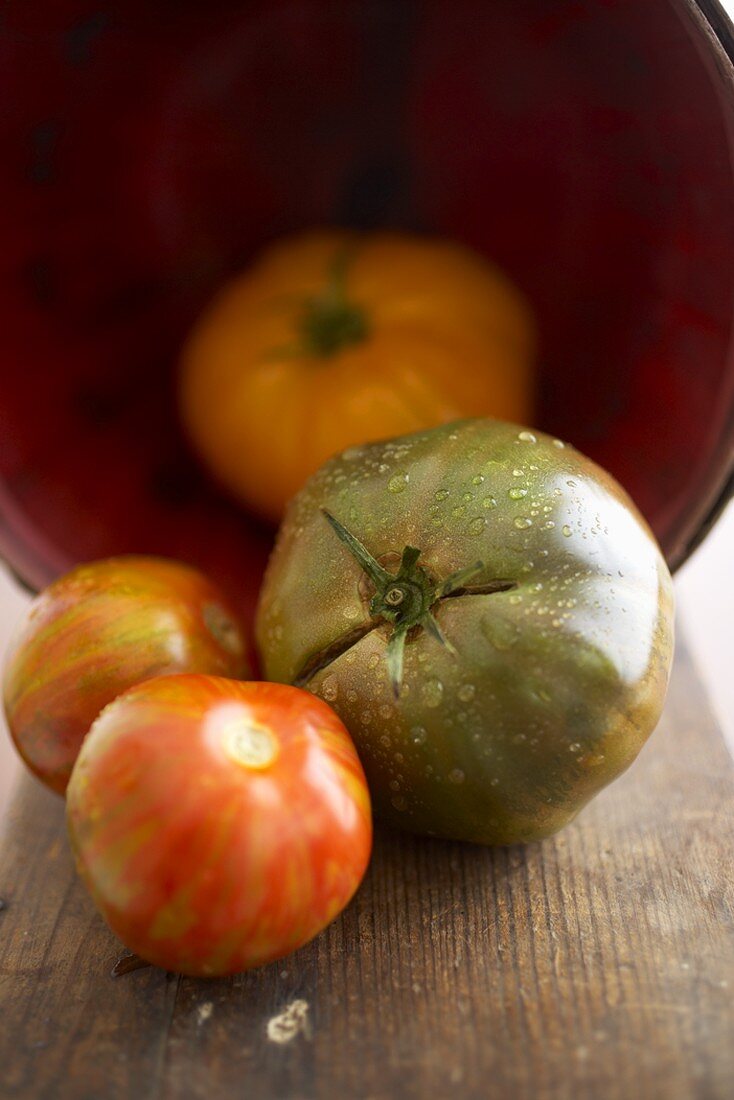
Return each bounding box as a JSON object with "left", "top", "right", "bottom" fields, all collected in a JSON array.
[
  {"left": 66, "top": 676, "right": 372, "bottom": 977},
  {"left": 3, "top": 557, "right": 249, "bottom": 794}
]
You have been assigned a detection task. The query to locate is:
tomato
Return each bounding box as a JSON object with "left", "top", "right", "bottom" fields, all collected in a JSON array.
[
  {"left": 256, "top": 419, "right": 675, "bottom": 845},
  {"left": 66, "top": 676, "right": 372, "bottom": 976},
  {"left": 179, "top": 230, "right": 535, "bottom": 522},
  {"left": 3, "top": 557, "right": 249, "bottom": 795}
]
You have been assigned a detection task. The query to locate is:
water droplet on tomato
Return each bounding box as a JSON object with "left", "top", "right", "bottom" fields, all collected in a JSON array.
[
  {"left": 562, "top": 525, "right": 572, "bottom": 537},
  {"left": 508, "top": 488, "right": 527, "bottom": 500},
  {"left": 388, "top": 472, "right": 409, "bottom": 494},
  {"left": 468, "top": 517, "right": 486, "bottom": 536},
  {"left": 458, "top": 683, "right": 476, "bottom": 702},
  {"left": 518, "top": 431, "right": 537, "bottom": 443},
  {"left": 422, "top": 678, "right": 444, "bottom": 708},
  {"left": 448, "top": 768, "right": 466, "bottom": 784},
  {"left": 514, "top": 516, "right": 532, "bottom": 529},
  {"left": 482, "top": 616, "right": 520, "bottom": 650},
  {"left": 321, "top": 675, "right": 338, "bottom": 702}
]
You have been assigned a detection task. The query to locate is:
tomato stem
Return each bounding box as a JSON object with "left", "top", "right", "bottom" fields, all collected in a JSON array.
[
  {"left": 322, "top": 510, "right": 482, "bottom": 696},
  {"left": 298, "top": 248, "right": 369, "bottom": 357}
]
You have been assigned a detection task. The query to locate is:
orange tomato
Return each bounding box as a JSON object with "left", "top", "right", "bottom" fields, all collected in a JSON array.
[{"left": 179, "top": 231, "right": 535, "bottom": 522}]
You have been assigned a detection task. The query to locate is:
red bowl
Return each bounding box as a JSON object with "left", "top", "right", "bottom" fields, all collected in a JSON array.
[{"left": 1, "top": 0, "right": 733, "bottom": 637}]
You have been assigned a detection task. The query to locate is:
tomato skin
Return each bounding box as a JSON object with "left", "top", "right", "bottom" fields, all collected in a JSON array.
[
  {"left": 3, "top": 557, "right": 249, "bottom": 795},
  {"left": 66, "top": 676, "right": 372, "bottom": 977},
  {"left": 179, "top": 230, "right": 535, "bottom": 522},
  {"left": 256, "top": 419, "right": 675, "bottom": 845}
]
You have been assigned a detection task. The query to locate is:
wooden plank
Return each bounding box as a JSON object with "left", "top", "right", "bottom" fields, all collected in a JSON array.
[{"left": 1, "top": 635, "right": 733, "bottom": 1100}]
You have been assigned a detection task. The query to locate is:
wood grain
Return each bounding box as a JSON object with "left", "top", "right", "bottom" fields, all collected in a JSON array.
[{"left": 1, "top": 635, "right": 733, "bottom": 1100}]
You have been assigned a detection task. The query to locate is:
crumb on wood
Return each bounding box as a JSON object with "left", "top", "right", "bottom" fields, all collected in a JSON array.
[
  {"left": 266, "top": 999, "right": 311, "bottom": 1044},
  {"left": 111, "top": 953, "right": 152, "bottom": 977}
]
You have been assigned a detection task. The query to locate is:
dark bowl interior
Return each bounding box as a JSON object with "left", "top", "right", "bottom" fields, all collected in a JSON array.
[{"left": 2, "top": 0, "right": 734, "bottom": 634}]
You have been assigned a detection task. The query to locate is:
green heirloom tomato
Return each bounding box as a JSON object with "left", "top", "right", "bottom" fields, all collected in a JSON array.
[{"left": 256, "top": 419, "right": 674, "bottom": 845}]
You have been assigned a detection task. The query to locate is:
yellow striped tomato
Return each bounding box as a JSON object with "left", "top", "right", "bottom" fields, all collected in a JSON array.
[
  {"left": 66, "top": 676, "right": 372, "bottom": 976},
  {"left": 3, "top": 557, "right": 249, "bottom": 795}
]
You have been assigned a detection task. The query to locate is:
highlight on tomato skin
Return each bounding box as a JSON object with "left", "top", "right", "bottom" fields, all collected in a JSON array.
[
  {"left": 2, "top": 556, "right": 250, "bottom": 796},
  {"left": 66, "top": 675, "right": 373, "bottom": 978}
]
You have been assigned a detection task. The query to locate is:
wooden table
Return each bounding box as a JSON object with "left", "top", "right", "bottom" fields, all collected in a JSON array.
[{"left": 1, "top": 636, "right": 733, "bottom": 1100}]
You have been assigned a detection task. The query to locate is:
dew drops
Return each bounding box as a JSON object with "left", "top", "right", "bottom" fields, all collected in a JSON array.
[
  {"left": 482, "top": 616, "right": 520, "bottom": 651},
  {"left": 388, "top": 472, "right": 409, "bottom": 494},
  {"left": 458, "top": 683, "right": 476, "bottom": 702},
  {"left": 514, "top": 516, "right": 533, "bottom": 529},
  {"left": 391, "top": 795, "right": 408, "bottom": 812},
  {"left": 448, "top": 768, "right": 466, "bottom": 785},
  {"left": 518, "top": 431, "right": 537, "bottom": 443},
  {"left": 462, "top": 492, "right": 473, "bottom": 503},
  {"left": 569, "top": 742, "right": 582, "bottom": 753},
  {"left": 380, "top": 734, "right": 391, "bottom": 748},
  {"left": 411, "top": 726, "right": 428, "bottom": 745},
  {"left": 435, "top": 489, "right": 450, "bottom": 502},
  {"left": 512, "top": 468, "right": 524, "bottom": 478},
  {"left": 508, "top": 487, "right": 527, "bottom": 500},
  {"left": 472, "top": 474, "right": 485, "bottom": 485},
  {"left": 422, "top": 678, "right": 444, "bottom": 708},
  {"left": 347, "top": 690, "right": 358, "bottom": 703},
  {"left": 543, "top": 521, "right": 556, "bottom": 530},
  {"left": 553, "top": 439, "right": 565, "bottom": 449},
  {"left": 321, "top": 675, "right": 338, "bottom": 702},
  {"left": 468, "top": 516, "right": 486, "bottom": 536},
  {"left": 584, "top": 753, "right": 606, "bottom": 767},
  {"left": 452, "top": 505, "right": 466, "bottom": 518},
  {"left": 562, "top": 525, "right": 572, "bottom": 537},
  {"left": 483, "top": 496, "right": 497, "bottom": 509},
  {"left": 389, "top": 779, "right": 401, "bottom": 792}
]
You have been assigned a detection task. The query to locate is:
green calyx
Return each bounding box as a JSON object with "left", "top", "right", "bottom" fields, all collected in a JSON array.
[
  {"left": 298, "top": 248, "right": 369, "bottom": 357},
  {"left": 322, "top": 511, "right": 484, "bottom": 698}
]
